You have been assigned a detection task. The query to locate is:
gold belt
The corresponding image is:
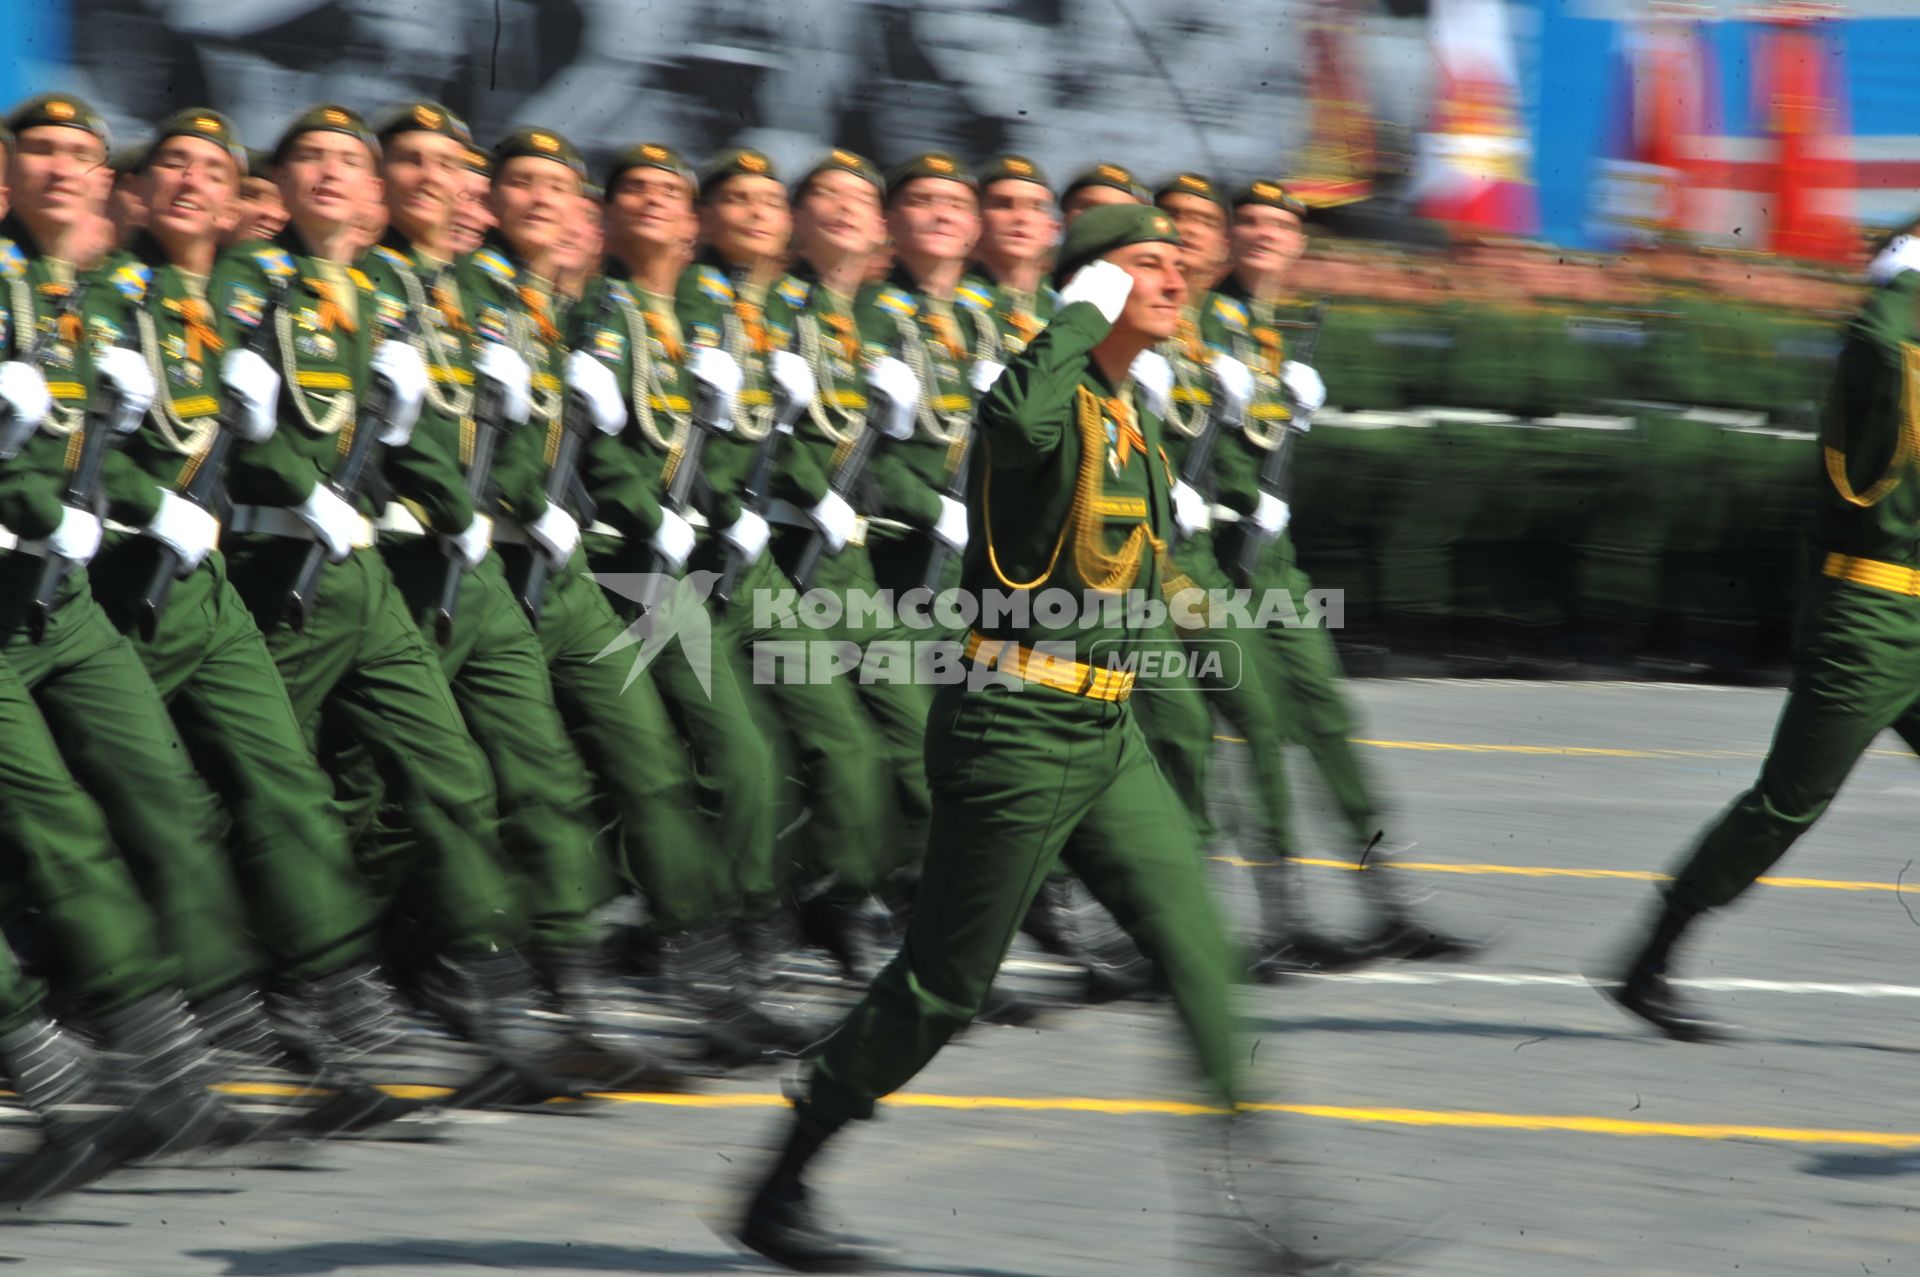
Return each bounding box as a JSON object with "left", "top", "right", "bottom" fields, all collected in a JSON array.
[
  {"left": 1822, "top": 552, "right": 1920, "bottom": 598},
  {"left": 963, "top": 632, "right": 1135, "bottom": 703}
]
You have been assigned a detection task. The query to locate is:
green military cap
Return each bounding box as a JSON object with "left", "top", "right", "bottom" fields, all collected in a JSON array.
[
  {"left": 886, "top": 151, "right": 974, "bottom": 199},
  {"left": 244, "top": 146, "right": 271, "bottom": 177},
  {"left": 463, "top": 146, "right": 491, "bottom": 177},
  {"left": 1231, "top": 179, "right": 1308, "bottom": 217},
  {"left": 108, "top": 144, "right": 147, "bottom": 176},
  {"left": 145, "top": 107, "right": 247, "bottom": 174},
  {"left": 273, "top": 103, "right": 379, "bottom": 164},
  {"left": 979, "top": 154, "right": 1050, "bottom": 194},
  {"left": 1051, "top": 202, "right": 1182, "bottom": 287},
  {"left": 799, "top": 147, "right": 883, "bottom": 196},
  {"left": 1062, "top": 162, "right": 1148, "bottom": 205},
  {"left": 582, "top": 179, "right": 604, "bottom": 203},
  {"left": 1155, "top": 171, "right": 1226, "bottom": 211},
  {"left": 5, "top": 93, "right": 111, "bottom": 148},
  {"left": 492, "top": 125, "right": 586, "bottom": 180},
  {"left": 603, "top": 141, "right": 696, "bottom": 192},
  {"left": 371, "top": 99, "right": 472, "bottom": 149},
  {"left": 701, "top": 146, "right": 779, "bottom": 195}
]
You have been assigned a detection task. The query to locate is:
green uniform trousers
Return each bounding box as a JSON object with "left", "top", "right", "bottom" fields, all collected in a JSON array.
[
  {"left": 1669, "top": 578, "right": 1920, "bottom": 912},
  {"left": 0, "top": 651, "right": 175, "bottom": 1025},
  {"left": 222, "top": 535, "right": 520, "bottom": 955},
  {"left": 0, "top": 560, "right": 257, "bottom": 1001},
  {"left": 381, "top": 537, "right": 604, "bottom": 950},
  {"left": 805, "top": 681, "right": 1239, "bottom": 1128},
  {"left": 499, "top": 543, "right": 723, "bottom": 934},
  {"left": 590, "top": 535, "right": 781, "bottom": 915},
  {"left": 91, "top": 539, "right": 377, "bottom": 980}
]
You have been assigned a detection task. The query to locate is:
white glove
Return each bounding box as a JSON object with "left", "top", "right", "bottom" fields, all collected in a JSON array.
[
  {"left": 688, "top": 345, "right": 743, "bottom": 429},
  {"left": 47, "top": 505, "right": 102, "bottom": 565},
  {"left": 864, "top": 355, "right": 919, "bottom": 442},
  {"left": 474, "top": 342, "right": 532, "bottom": 426},
  {"left": 968, "top": 359, "right": 1006, "bottom": 397},
  {"left": 1170, "top": 480, "right": 1210, "bottom": 539},
  {"left": 144, "top": 490, "right": 219, "bottom": 575},
  {"left": 1868, "top": 234, "right": 1920, "bottom": 285},
  {"left": 1130, "top": 350, "right": 1173, "bottom": 419},
  {"left": 1057, "top": 259, "right": 1134, "bottom": 325},
  {"left": 721, "top": 508, "right": 770, "bottom": 565},
  {"left": 650, "top": 507, "right": 695, "bottom": 572},
  {"left": 370, "top": 341, "right": 427, "bottom": 445},
  {"left": 294, "top": 483, "right": 363, "bottom": 563},
  {"left": 808, "top": 489, "right": 857, "bottom": 555},
  {"left": 526, "top": 502, "right": 580, "bottom": 572},
  {"left": 1251, "top": 491, "right": 1291, "bottom": 538},
  {"left": 219, "top": 347, "right": 280, "bottom": 444},
  {"left": 931, "top": 493, "right": 968, "bottom": 553},
  {"left": 565, "top": 348, "right": 625, "bottom": 436},
  {"left": 1210, "top": 354, "right": 1254, "bottom": 424},
  {"left": 768, "top": 349, "right": 815, "bottom": 413},
  {"left": 0, "top": 361, "right": 51, "bottom": 444},
  {"left": 444, "top": 512, "right": 492, "bottom": 570},
  {"left": 94, "top": 346, "right": 155, "bottom": 434},
  {"left": 1280, "top": 361, "right": 1326, "bottom": 417}
]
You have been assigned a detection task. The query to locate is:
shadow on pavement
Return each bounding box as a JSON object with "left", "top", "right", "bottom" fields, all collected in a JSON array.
[{"left": 187, "top": 1239, "right": 1042, "bottom": 1277}]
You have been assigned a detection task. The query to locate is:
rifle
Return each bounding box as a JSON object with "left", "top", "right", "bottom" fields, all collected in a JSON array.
[
  {"left": 710, "top": 378, "right": 806, "bottom": 612},
  {"left": 1232, "top": 298, "right": 1327, "bottom": 586},
  {"left": 630, "top": 356, "right": 754, "bottom": 614},
  {"left": 430, "top": 370, "right": 503, "bottom": 645},
  {"left": 920, "top": 426, "right": 972, "bottom": 591},
  {"left": 136, "top": 278, "right": 287, "bottom": 640},
  {"left": 788, "top": 384, "right": 916, "bottom": 592},
  {"left": 283, "top": 316, "right": 416, "bottom": 632},
  {"left": 29, "top": 290, "right": 138, "bottom": 643},
  {"left": 1168, "top": 360, "right": 1229, "bottom": 548}
]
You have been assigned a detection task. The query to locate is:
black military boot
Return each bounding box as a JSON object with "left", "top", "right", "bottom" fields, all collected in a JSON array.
[
  {"left": 736, "top": 1107, "right": 877, "bottom": 1272},
  {"left": 794, "top": 886, "right": 874, "bottom": 983},
  {"left": 1351, "top": 838, "right": 1483, "bottom": 963},
  {"left": 1605, "top": 896, "right": 1723, "bottom": 1042},
  {"left": 662, "top": 924, "right": 823, "bottom": 1068},
  {"left": 543, "top": 945, "right": 702, "bottom": 1091},
  {"left": 97, "top": 991, "right": 244, "bottom": 1158},
  {"left": 0, "top": 1017, "right": 149, "bottom": 1203},
  {"left": 411, "top": 950, "right": 590, "bottom": 1103},
  {"left": 1248, "top": 857, "right": 1376, "bottom": 982},
  {"left": 193, "top": 982, "right": 381, "bottom": 1139}
]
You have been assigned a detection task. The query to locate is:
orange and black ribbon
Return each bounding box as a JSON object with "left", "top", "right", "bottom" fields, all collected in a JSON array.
[
  {"left": 309, "top": 278, "right": 357, "bottom": 334},
  {"left": 733, "top": 298, "right": 772, "bottom": 355},
  {"left": 164, "top": 296, "right": 224, "bottom": 362},
  {"left": 643, "top": 308, "right": 685, "bottom": 364},
  {"left": 519, "top": 286, "right": 561, "bottom": 344},
  {"left": 822, "top": 310, "right": 860, "bottom": 362},
  {"left": 1105, "top": 396, "right": 1146, "bottom": 470},
  {"left": 40, "top": 283, "right": 82, "bottom": 344},
  {"left": 1175, "top": 314, "right": 1207, "bottom": 364},
  {"left": 430, "top": 278, "right": 471, "bottom": 335},
  {"left": 1250, "top": 325, "right": 1286, "bottom": 376},
  {"left": 925, "top": 310, "right": 965, "bottom": 360},
  {"left": 1008, "top": 307, "right": 1043, "bottom": 350}
]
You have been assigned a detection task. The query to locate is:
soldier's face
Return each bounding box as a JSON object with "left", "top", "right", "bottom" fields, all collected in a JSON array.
[
  {"left": 276, "top": 131, "right": 379, "bottom": 231},
  {"left": 1231, "top": 205, "right": 1305, "bottom": 275},
  {"left": 9, "top": 126, "right": 108, "bottom": 231},
  {"left": 1108, "top": 243, "right": 1188, "bottom": 342},
  {"left": 551, "top": 194, "right": 602, "bottom": 275},
  {"left": 1158, "top": 193, "right": 1227, "bottom": 285},
  {"left": 607, "top": 167, "right": 694, "bottom": 256},
  {"left": 490, "top": 156, "right": 580, "bottom": 261},
  {"left": 448, "top": 170, "right": 493, "bottom": 255},
  {"left": 230, "top": 177, "right": 289, "bottom": 244},
  {"left": 382, "top": 131, "right": 468, "bottom": 245},
  {"left": 795, "top": 169, "right": 884, "bottom": 263},
  {"left": 1062, "top": 184, "right": 1139, "bottom": 224},
  {"left": 699, "top": 175, "right": 791, "bottom": 266},
  {"left": 979, "top": 180, "right": 1059, "bottom": 266},
  {"left": 140, "top": 135, "right": 240, "bottom": 243},
  {"left": 887, "top": 177, "right": 979, "bottom": 266}
]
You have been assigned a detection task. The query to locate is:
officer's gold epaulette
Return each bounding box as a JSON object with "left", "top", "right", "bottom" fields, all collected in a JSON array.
[
  {"left": 775, "top": 276, "right": 811, "bottom": 310},
  {"left": 471, "top": 247, "right": 516, "bottom": 286},
  {"left": 874, "top": 286, "right": 917, "bottom": 318},
  {"left": 694, "top": 266, "right": 734, "bottom": 304},
  {"left": 250, "top": 245, "right": 298, "bottom": 279},
  {"left": 954, "top": 282, "right": 996, "bottom": 313},
  {"left": 371, "top": 244, "right": 412, "bottom": 274},
  {"left": 108, "top": 261, "right": 151, "bottom": 303},
  {"left": 0, "top": 239, "right": 24, "bottom": 282},
  {"left": 1210, "top": 295, "right": 1249, "bottom": 331}
]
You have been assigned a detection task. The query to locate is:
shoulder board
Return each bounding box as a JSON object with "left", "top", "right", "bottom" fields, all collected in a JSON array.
[
  {"left": 695, "top": 266, "right": 734, "bottom": 304},
  {"left": 775, "top": 276, "right": 812, "bottom": 310},
  {"left": 111, "top": 262, "right": 151, "bottom": 302},
  {"left": 345, "top": 266, "right": 373, "bottom": 293},
  {"left": 875, "top": 286, "right": 917, "bottom": 318},
  {"left": 954, "top": 283, "right": 996, "bottom": 313},
  {"left": 472, "top": 248, "right": 516, "bottom": 285},
  {"left": 251, "top": 245, "right": 298, "bottom": 279},
  {"left": 371, "top": 244, "right": 411, "bottom": 273},
  {"left": 0, "top": 239, "right": 23, "bottom": 282},
  {"left": 604, "top": 278, "right": 635, "bottom": 308},
  {"left": 1211, "top": 295, "right": 1249, "bottom": 331}
]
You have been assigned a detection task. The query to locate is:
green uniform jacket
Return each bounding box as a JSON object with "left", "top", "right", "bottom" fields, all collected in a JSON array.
[
  {"left": 968, "top": 268, "right": 1057, "bottom": 361},
  {"left": 758, "top": 267, "right": 859, "bottom": 512},
  {"left": 1158, "top": 295, "right": 1262, "bottom": 511},
  {"left": 1814, "top": 269, "right": 1920, "bottom": 568},
  {"left": 567, "top": 269, "right": 673, "bottom": 540}
]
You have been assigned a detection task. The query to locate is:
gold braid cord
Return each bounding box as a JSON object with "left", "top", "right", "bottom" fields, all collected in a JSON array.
[{"left": 1824, "top": 342, "right": 1920, "bottom": 508}]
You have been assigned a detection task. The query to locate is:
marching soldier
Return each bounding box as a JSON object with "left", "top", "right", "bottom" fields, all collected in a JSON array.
[
  {"left": 447, "top": 148, "right": 492, "bottom": 256},
  {"left": 1058, "top": 161, "right": 1149, "bottom": 222},
  {"left": 734, "top": 205, "right": 1251, "bottom": 1272},
  {"left": 970, "top": 155, "right": 1060, "bottom": 357},
  {"left": 224, "top": 148, "right": 288, "bottom": 246}
]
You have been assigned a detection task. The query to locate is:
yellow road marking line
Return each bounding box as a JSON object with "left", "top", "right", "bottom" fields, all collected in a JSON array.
[
  {"left": 1212, "top": 855, "right": 1910, "bottom": 895},
  {"left": 580, "top": 1091, "right": 1920, "bottom": 1148},
  {"left": 1211, "top": 734, "right": 1916, "bottom": 762}
]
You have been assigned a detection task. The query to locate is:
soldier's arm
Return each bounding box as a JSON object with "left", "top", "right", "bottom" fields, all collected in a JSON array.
[
  {"left": 1824, "top": 269, "right": 1920, "bottom": 487},
  {"left": 211, "top": 247, "right": 322, "bottom": 507},
  {"left": 459, "top": 259, "right": 552, "bottom": 526},
  {"left": 672, "top": 270, "right": 746, "bottom": 528},
  {"left": 573, "top": 281, "right": 664, "bottom": 539},
  {"left": 363, "top": 259, "right": 475, "bottom": 534},
  {"left": 850, "top": 290, "right": 946, "bottom": 528},
  {"left": 976, "top": 298, "right": 1111, "bottom": 471},
  {"left": 91, "top": 267, "right": 170, "bottom": 525},
  {"left": 0, "top": 462, "right": 67, "bottom": 538}
]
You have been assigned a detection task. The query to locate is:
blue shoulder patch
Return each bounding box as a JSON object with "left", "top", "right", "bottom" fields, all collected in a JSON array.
[
  {"left": 954, "top": 282, "right": 995, "bottom": 313},
  {"left": 695, "top": 266, "right": 733, "bottom": 304},
  {"left": 251, "top": 245, "right": 297, "bottom": 279},
  {"left": 1211, "top": 295, "right": 1248, "bottom": 332},
  {"left": 372, "top": 245, "right": 411, "bottom": 272},
  {"left": 0, "top": 240, "right": 23, "bottom": 282},
  {"left": 775, "top": 276, "right": 812, "bottom": 310},
  {"left": 605, "top": 279, "right": 635, "bottom": 308},
  {"left": 471, "top": 248, "right": 516, "bottom": 285},
  {"left": 110, "top": 262, "right": 151, "bottom": 303},
  {"left": 874, "top": 286, "right": 917, "bottom": 319}
]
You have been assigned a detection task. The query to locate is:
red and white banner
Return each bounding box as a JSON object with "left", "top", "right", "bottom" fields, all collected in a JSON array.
[{"left": 1411, "top": 0, "right": 1537, "bottom": 237}]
